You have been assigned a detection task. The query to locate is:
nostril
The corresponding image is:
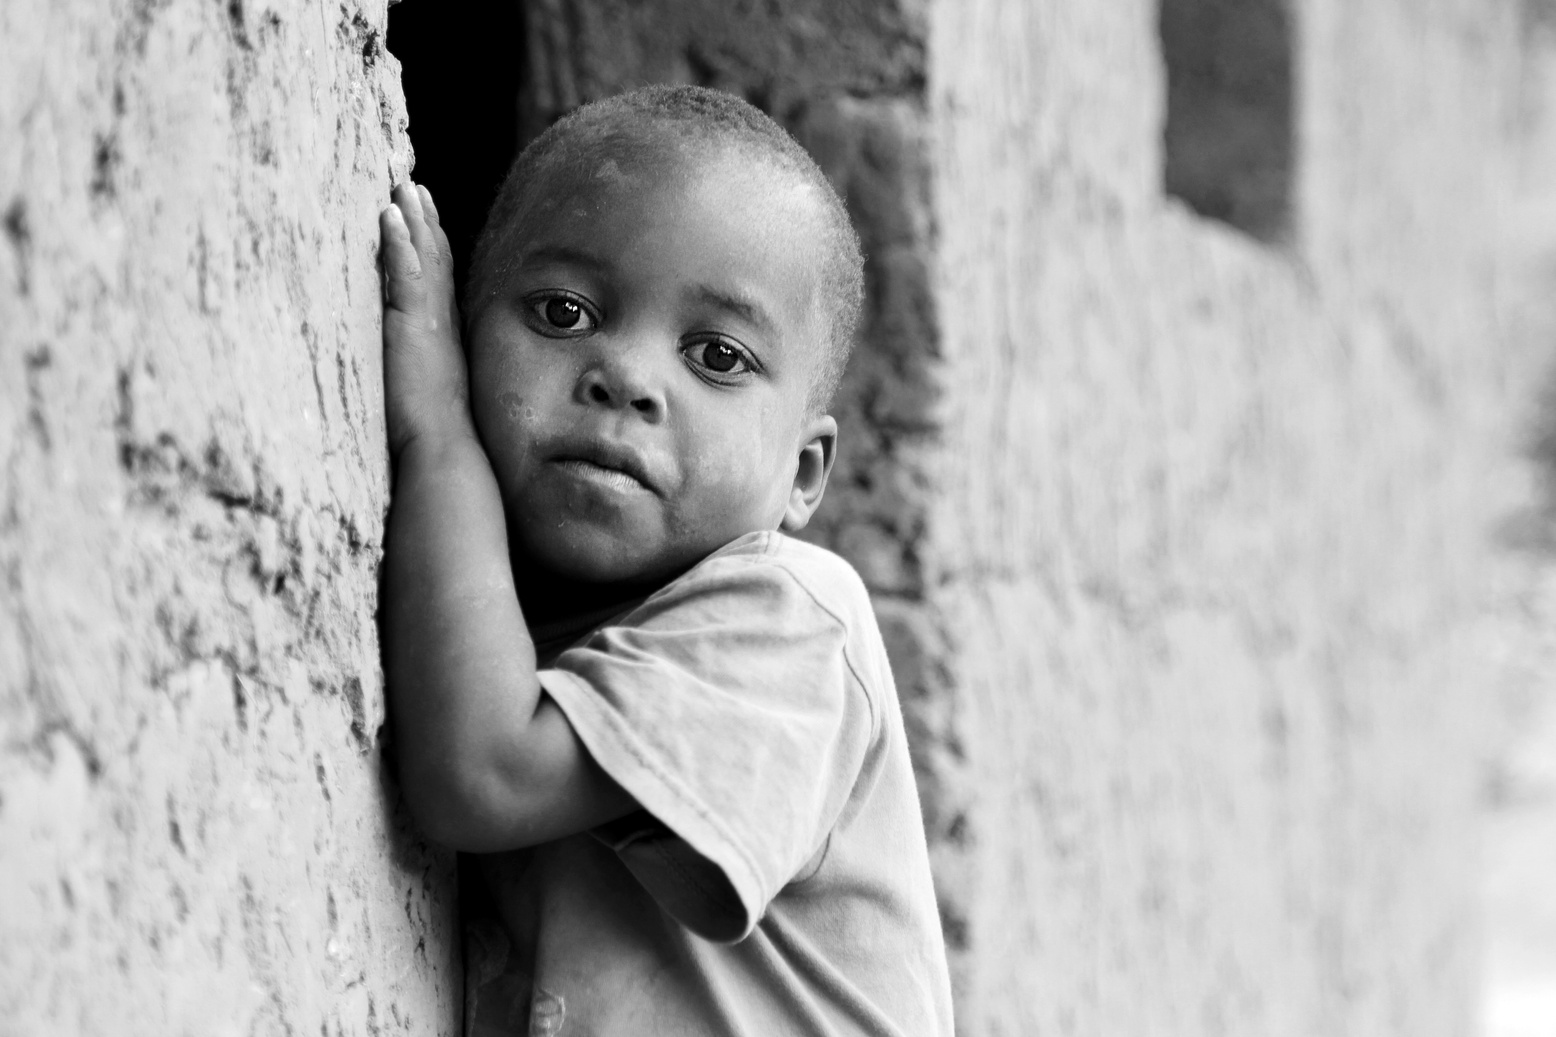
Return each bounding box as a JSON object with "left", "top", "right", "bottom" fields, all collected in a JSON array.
[
  {"left": 631, "top": 398, "right": 655, "bottom": 413},
  {"left": 589, "top": 384, "right": 610, "bottom": 403}
]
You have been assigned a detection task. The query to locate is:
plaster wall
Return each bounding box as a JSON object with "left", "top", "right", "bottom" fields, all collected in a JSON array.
[
  {"left": 931, "top": 1, "right": 1517, "bottom": 1033},
  {"left": 0, "top": 0, "right": 1528, "bottom": 1033},
  {"left": 1480, "top": 3, "right": 1556, "bottom": 1031},
  {"left": 0, "top": 0, "right": 459, "bottom": 1032}
]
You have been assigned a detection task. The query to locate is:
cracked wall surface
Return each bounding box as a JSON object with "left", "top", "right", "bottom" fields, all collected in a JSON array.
[{"left": 0, "top": 0, "right": 459, "bottom": 1032}]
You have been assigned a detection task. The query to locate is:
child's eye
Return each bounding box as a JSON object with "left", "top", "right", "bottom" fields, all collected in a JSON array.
[
  {"left": 681, "top": 337, "right": 756, "bottom": 381},
  {"left": 524, "top": 292, "right": 599, "bottom": 336}
]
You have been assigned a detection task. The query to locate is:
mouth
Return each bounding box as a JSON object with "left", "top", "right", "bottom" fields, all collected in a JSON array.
[{"left": 549, "top": 441, "right": 659, "bottom": 495}]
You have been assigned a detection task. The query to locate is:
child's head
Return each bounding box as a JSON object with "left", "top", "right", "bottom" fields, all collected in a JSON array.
[{"left": 462, "top": 86, "right": 864, "bottom": 587}]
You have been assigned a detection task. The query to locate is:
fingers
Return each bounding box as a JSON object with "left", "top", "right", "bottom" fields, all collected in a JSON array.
[
  {"left": 380, "top": 204, "right": 425, "bottom": 313},
  {"left": 395, "top": 182, "right": 454, "bottom": 279},
  {"left": 391, "top": 182, "right": 434, "bottom": 275},
  {"left": 417, "top": 184, "right": 440, "bottom": 225},
  {"left": 416, "top": 186, "right": 456, "bottom": 272},
  {"left": 414, "top": 184, "right": 461, "bottom": 327},
  {"left": 382, "top": 181, "right": 457, "bottom": 318}
]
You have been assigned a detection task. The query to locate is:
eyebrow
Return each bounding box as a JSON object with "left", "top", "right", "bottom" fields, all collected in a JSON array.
[
  {"left": 693, "top": 285, "right": 777, "bottom": 338},
  {"left": 516, "top": 245, "right": 779, "bottom": 337},
  {"left": 519, "top": 244, "right": 609, "bottom": 273}
]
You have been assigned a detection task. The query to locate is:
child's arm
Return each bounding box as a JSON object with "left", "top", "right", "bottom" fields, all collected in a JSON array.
[{"left": 378, "top": 183, "right": 636, "bottom": 852}]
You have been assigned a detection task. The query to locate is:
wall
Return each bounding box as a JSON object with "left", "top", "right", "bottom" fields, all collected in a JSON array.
[
  {"left": 0, "top": 0, "right": 459, "bottom": 1032},
  {"left": 1, "top": 0, "right": 1526, "bottom": 1033},
  {"left": 1480, "top": 2, "right": 1556, "bottom": 1031},
  {"left": 933, "top": 0, "right": 1517, "bottom": 1034}
]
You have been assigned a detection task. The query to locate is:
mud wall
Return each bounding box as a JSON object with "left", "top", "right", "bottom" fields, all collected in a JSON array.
[
  {"left": 932, "top": 1, "right": 1518, "bottom": 1033},
  {"left": 1480, "top": 2, "right": 1556, "bottom": 1030},
  {"left": 1, "top": 0, "right": 1525, "bottom": 1033},
  {"left": 0, "top": 1, "right": 459, "bottom": 1033}
]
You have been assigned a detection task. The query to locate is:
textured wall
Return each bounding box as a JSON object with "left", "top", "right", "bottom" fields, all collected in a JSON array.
[
  {"left": 1480, "top": 3, "right": 1556, "bottom": 1031},
  {"left": 3, "top": 0, "right": 1523, "bottom": 1032},
  {"left": 0, "top": 0, "right": 459, "bottom": 1032},
  {"left": 932, "top": 0, "right": 1516, "bottom": 1034}
]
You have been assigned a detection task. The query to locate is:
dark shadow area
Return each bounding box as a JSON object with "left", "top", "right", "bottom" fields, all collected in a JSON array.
[
  {"left": 387, "top": 3, "right": 527, "bottom": 294},
  {"left": 1160, "top": 0, "right": 1292, "bottom": 241}
]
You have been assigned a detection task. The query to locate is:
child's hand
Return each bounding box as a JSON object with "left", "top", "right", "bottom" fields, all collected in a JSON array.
[{"left": 380, "top": 182, "right": 471, "bottom": 457}]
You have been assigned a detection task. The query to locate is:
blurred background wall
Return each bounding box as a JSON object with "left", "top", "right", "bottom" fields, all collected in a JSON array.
[
  {"left": 1483, "top": 3, "right": 1556, "bottom": 1035},
  {"left": 2, "top": 0, "right": 1547, "bottom": 1033},
  {"left": 933, "top": 2, "right": 1513, "bottom": 1032}
]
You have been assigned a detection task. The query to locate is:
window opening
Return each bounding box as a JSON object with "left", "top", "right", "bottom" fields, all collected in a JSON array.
[{"left": 1159, "top": 0, "right": 1293, "bottom": 241}]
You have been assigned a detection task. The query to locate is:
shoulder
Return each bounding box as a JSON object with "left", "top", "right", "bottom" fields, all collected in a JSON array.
[
  {"left": 679, "top": 531, "right": 874, "bottom": 625},
  {"left": 666, "top": 532, "right": 891, "bottom": 725}
]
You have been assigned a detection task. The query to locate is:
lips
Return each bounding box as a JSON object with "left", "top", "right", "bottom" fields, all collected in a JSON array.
[{"left": 548, "top": 438, "right": 660, "bottom": 495}]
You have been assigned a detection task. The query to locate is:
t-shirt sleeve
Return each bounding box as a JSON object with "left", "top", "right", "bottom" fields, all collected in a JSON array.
[{"left": 536, "top": 554, "right": 875, "bottom": 943}]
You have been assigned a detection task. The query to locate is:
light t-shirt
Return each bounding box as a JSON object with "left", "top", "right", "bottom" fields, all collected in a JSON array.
[{"left": 464, "top": 531, "right": 954, "bottom": 1037}]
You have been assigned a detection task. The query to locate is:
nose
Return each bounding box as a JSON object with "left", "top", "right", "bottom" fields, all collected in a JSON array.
[{"left": 574, "top": 344, "right": 666, "bottom": 423}]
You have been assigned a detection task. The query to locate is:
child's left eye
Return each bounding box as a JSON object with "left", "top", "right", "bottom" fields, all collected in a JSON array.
[{"left": 681, "top": 338, "right": 755, "bottom": 380}]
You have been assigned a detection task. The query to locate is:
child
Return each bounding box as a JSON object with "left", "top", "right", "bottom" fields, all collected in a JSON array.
[{"left": 379, "top": 85, "right": 953, "bottom": 1036}]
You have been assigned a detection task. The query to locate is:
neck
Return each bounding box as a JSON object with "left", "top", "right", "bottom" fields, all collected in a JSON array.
[{"left": 509, "top": 550, "right": 665, "bottom": 630}]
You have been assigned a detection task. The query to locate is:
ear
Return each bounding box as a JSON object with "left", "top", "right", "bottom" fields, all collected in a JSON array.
[{"left": 780, "top": 414, "right": 838, "bottom": 532}]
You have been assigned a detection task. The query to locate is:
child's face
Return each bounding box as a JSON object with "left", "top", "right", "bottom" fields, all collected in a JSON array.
[{"left": 466, "top": 145, "right": 836, "bottom": 585}]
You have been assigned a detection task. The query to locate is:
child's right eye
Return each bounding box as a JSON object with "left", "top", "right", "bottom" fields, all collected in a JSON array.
[{"left": 524, "top": 292, "right": 599, "bottom": 336}]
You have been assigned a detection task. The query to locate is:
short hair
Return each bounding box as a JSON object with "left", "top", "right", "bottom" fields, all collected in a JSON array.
[{"left": 466, "top": 85, "right": 864, "bottom": 410}]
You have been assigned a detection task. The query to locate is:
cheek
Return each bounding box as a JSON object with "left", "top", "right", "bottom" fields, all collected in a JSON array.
[
  {"left": 490, "top": 392, "right": 539, "bottom": 472},
  {"left": 678, "top": 405, "right": 795, "bottom": 513},
  {"left": 496, "top": 390, "right": 537, "bottom": 428},
  {"left": 474, "top": 334, "right": 551, "bottom": 442},
  {"left": 683, "top": 448, "right": 750, "bottom": 492},
  {"left": 473, "top": 345, "right": 549, "bottom": 482}
]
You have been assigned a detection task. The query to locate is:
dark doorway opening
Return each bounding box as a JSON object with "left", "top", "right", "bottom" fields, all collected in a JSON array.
[{"left": 386, "top": 3, "right": 528, "bottom": 295}]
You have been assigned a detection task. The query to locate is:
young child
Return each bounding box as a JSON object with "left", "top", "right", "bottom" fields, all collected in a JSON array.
[{"left": 378, "top": 85, "right": 953, "bottom": 1036}]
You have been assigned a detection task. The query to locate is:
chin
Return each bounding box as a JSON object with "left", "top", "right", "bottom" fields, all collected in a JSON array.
[{"left": 516, "top": 522, "right": 679, "bottom": 587}]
